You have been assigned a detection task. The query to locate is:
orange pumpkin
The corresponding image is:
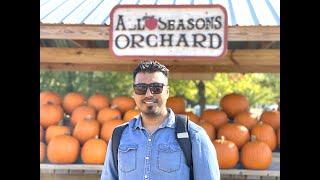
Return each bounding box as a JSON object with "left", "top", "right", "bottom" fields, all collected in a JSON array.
[
  {"left": 277, "top": 128, "right": 280, "bottom": 149},
  {"left": 199, "top": 120, "right": 216, "bottom": 140},
  {"left": 97, "top": 107, "right": 122, "bottom": 124},
  {"left": 123, "top": 109, "right": 141, "bottom": 122},
  {"left": 40, "top": 102, "right": 64, "bottom": 129},
  {"left": 251, "top": 122, "right": 277, "bottom": 151},
  {"left": 40, "top": 125, "right": 44, "bottom": 142},
  {"left": 70, "top": 105, "right": 96, "bottom": 126},
  {"left": 40, "top": 90, "right": 62, "bottom": 106},
  {"left": 201, "top": 109, "right": 228, "bottom": 130},
  {"left": 47, "top": 134, "right": 80, "bottom": 164},
  {"left": 62, "top": 92, "right": 87, "bottom": 115},
  {"left": 240, "top": 135, "right": 272, "bottom": 170},
  {"left": 45, "top": 124, "right": 71, "bottom": 144},
  {"left": 72, "top": 118, "right": 100, "bottom": 145},
  {"left": 212, "top": 136, "right": 239, "bottom": 169},
  {"left": 111, "top": 96, "right": 136, "bottom": 115},
  {"left": 217, "top": 123, "right": 250, "bottom": 150},
  {"left": 234, "top": 111, "right": 258, "bottom": 131},
  {"left": 88, "top": 94, "right": 110, "bottom": 111},
  {"left": 40, "top": 141, "right": 46, "bottom": 163},
  {"left": 220, "top": 93, "right": 249, "bottom": 119},
  {"left": 100, "top": 119, "right": 125, "bottom": 142},
  {"left": 81, "top": 136, "right": 108, "bottom": 164},
  {"left": 260, "top": 110, "right": 280, "bottom": 130},
  {"left": 181, "top": 111, "right": 200, "bottom": 124},
  {"left": 166, "top": 96, "right": 186, "bottom": 114}
]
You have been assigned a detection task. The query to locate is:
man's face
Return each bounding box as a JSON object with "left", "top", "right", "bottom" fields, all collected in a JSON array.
[{"left": 133, "top": 72, "right": 169, "bottom": 117}]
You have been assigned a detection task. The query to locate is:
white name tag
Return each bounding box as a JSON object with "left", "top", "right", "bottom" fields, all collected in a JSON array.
[{"left": 177, "top": 132, "right": 189, "bottom": 138}]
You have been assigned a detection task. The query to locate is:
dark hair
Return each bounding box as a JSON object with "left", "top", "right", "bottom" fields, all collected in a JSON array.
[{"left": 133, "top": 60, "right": 169, "bottom": 81}]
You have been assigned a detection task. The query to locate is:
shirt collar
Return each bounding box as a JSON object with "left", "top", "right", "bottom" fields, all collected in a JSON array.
[{"left": 131, "top": 108, "right": 176, "bottom": 130}]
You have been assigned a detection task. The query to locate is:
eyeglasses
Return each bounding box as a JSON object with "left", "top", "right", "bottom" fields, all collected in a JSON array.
[{"left": 133, "top": 83, "right": 166, "bottom": 95}]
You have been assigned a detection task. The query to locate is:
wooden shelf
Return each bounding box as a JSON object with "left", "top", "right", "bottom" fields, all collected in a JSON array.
[{"left": 40, "top": 152, "right": 280, "bottom": 177}]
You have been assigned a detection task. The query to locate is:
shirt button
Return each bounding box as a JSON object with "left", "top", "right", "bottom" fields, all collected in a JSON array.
[
  {"left": 148, "top": 139, "right": 151, "bottom": 141},
  {"left": 146, "top": 156, "right": 149, "bottom": 160},
  {"left": 144, "top": 175, "right": 148, "bottom": 179}
]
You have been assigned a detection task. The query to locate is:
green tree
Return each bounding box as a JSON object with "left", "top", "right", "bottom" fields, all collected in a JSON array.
[
  {"left": 40, "top": 71, "right": 133, "bottom": 99},
  {"left": 204, "top": 73, "right": 279, "bottom": 107},
  {"left": 40, "top": 71, "right": 280, "bottom": 108}
]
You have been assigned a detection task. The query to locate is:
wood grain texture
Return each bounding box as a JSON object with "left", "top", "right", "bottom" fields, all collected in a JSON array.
[
  {"left": 40, "top": 24, "right": 280, "bottom": 41},
  {"left": 40, "top": 48, "right": 279, "bottom": 74},
  {"left": 40, "top": 48, "right": 279, "bottom": 65},
  {"left": 40, "top": 63, "right": 279, "bottom": 73}
]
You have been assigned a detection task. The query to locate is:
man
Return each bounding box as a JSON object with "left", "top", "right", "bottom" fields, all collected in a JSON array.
[{"left": 100, "top": 60, "right": 220, "bottom": 180}]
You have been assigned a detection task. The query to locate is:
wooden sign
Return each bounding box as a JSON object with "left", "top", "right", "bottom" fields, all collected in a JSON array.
[{"left": 110, "top": 5, "right": 228, "bottom": 60}]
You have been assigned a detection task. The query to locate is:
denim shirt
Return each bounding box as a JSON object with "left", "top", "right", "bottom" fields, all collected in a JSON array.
[{"left": 100, "top": 108, "right": 220, "bottom": 180}]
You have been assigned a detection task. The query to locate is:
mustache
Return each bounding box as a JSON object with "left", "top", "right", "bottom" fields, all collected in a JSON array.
[{"left": 142, "top": 98, "right": 158, "bottom": 102}]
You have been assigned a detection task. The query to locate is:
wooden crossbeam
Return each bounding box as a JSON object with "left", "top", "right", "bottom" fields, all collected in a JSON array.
[
  {"left": 40, "top": 48, "right": 280, "bottom": 74},
  {"left": 40, "top": 48, "right": 279, "bottom": 66},
  {"left": 40, "top": 24, "right": 280, "bottom": 41}
]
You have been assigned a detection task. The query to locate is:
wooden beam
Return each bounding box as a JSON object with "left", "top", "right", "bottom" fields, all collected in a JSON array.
[
  {"left": 40, "top": 24, "right": 280, "bottom": 41},
  {"left": 40, "top": 48, "right": 280, "bottom": 66},
  {"left": 261, "top": 41, "right": 275, "bottom": 49},
  {"left": 228, "top": 26, "right": 280, "bottom": 41},
  {"left": 40, "top": 47, "right": 280, "bottom": 74},
  {"left": 170, "top": 73, "right": 214, "bottom": 80},
  {"left": 69, "top": 40, "right": 88, "bottom": 48},
  {"left": 40, "top": 24, "right": 110, "bottom": 40},
  {"left": 40, "top": 63, "right": 280, "bottom": 73}
]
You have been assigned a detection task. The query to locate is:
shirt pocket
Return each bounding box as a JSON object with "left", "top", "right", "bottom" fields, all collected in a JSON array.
[
  {"left": 157, "top": 142, "right": 181, "bottom": 173},
  {"left": 118, "top": 144, "right": 138, "bottom": 173}
]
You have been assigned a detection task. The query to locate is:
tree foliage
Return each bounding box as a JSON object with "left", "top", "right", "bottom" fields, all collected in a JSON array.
[
  {"left": 167, "top": 73, "right": 279, "bottom": 107},
  {"left": 40, "top": 71, "right": 279, "bottom": 107},
  {"left": 204, "top": 73, "right": 279, "bottom": 106},
  {"left": 40, "top": 71, "right": 133, "bottom": 99}
]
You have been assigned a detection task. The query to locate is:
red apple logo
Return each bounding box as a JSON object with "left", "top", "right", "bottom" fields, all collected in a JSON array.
[{"left": 143, "top": 15, "right": 157, "bottom": 30}]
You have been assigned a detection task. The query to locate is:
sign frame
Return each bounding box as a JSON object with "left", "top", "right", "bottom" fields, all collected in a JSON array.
[{"left": 109, "top": 4, "right": 228, "bottom": 60}]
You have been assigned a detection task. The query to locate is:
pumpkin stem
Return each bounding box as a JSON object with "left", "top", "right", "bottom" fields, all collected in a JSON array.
[
  {"left": 220, "top": 136, "right": 225, "bottom": 141},
  {"left": 64, "top": 132, "right": 72, "bottom": 136},
  {"left": 58, "top": 120, "right": 64, "bottom": 126},
  {"left": 85, "top": 115, "right": 92, "bottom": 120},
  {"left": 47, "top": 101, "right": 54, "bottom": 105},
  {"left": 250, "top": 135, "right": 257, "bottom": 142},
  {"left": 111, "top": 104, "right": 118, "bottom": 109}
]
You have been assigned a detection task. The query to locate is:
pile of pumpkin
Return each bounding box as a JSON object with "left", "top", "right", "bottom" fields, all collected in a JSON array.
[
  {"left": 169, "top": 93, "right": 280, "bottom": 170},
  {"left": 40, "top": 91, "right": 280, "bottom": 170},
  {"left": 40, "top": 91, "right": 141, "bottom": 165}
]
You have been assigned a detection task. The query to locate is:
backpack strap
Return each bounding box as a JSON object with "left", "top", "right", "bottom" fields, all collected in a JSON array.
[
  {"left": 175, "top": 114, "right": 194, "bottom": 180},
  {"left": 111, "top": 122, "right": 129, "bottom": 173}
]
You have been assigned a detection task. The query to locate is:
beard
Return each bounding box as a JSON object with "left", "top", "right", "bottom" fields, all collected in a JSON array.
[
  {"left": 144, "top": 106, "right": 160, "bottom": 117},
  {"left": 140, "top": 98, "right": 162, "bottom": 117}
]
